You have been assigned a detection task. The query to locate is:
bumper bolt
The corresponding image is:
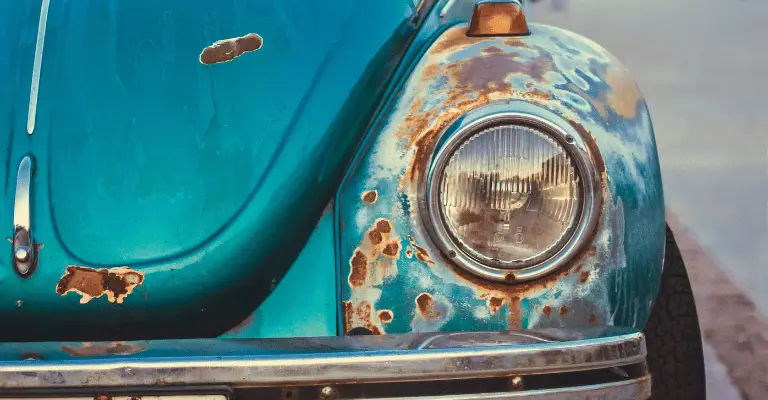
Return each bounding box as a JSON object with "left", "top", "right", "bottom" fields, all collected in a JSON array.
[
  {"left": 510, "top": 376, "right": 524, "bottom": 391},
  {"left": 320, "top": 386, "right": 339, "bottom": 399}
]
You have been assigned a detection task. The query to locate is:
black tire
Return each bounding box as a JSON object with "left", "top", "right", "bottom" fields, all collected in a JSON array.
[{"left": 643, "top": 225, "right": 706, "bottom": 399}]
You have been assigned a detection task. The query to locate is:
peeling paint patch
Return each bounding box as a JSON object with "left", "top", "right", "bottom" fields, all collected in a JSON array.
[
  {"left": 60, "top": 342, "right": 146, "bottom": 357},
  {"left": 361, "top": 190, "right": 378, "bottom": 205},
  {"left": 200, "top": 33, "right": 263, "bottom": 65},
  {"left": 56, "top": 266, "right": 144, "bottom": 304}
]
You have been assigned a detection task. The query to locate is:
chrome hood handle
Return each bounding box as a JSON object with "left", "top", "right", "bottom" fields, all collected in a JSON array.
[{"left": 13, "top": 156, "right": 36, "bottom": 277}]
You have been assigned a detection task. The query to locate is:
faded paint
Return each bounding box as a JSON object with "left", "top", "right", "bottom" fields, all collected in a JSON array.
[
  {"left": 56, "top": 266, "right": 144, "bottom": 304},
  {"left": 339, "top": 22, "right": 665, "bottom": 335},
  {"left": 199, "top": 33, "right": 263, "bottom": 65},
  {"left": 60, "top": 342, "right": 146, "bottom": 357}
]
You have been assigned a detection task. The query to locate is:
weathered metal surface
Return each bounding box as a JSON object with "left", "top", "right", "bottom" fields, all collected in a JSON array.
[
  {"left": 0, "top": 0, "right": 436, "bottom": 341},
  {"left": 0, "top": 330, "right": 645, "bottom": 389},
  {"left": 338, "top": 22, "right": 664, "bottom": 335}
]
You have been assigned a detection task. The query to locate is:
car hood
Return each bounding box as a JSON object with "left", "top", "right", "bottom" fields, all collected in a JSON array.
[{"left": 0, "top": 0, "right": 429, "bottom": 340}]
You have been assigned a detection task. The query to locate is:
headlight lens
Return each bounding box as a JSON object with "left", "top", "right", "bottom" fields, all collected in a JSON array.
[{"left": 435, "top": 123, "right": 582, "bottom": 269}]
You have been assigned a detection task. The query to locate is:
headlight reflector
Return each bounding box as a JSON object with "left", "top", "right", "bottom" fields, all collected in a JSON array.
[
  {"left": 422, "top": 111, "right": 599, "bottom": 283},
  {"left": 440, "top": 124, "right": 581, "bottom": 268}
]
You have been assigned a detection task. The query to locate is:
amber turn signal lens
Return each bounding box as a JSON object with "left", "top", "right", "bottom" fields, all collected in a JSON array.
[{"left": 467, "top": 0, "right": 529, "bottom": 37}]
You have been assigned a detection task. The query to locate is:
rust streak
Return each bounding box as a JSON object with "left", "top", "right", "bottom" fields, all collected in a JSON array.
[
  {"left": 542, "top": 305, "right": 552, "bottom": 317},
  {"left": 589, "top": 313, "right": 598, "bottom": 325},
  {"left": 560, "top": 306, "right": 569, "bottom": 316},
  {"left": 200, "top": 33, "right": 263, "bottom": 65},
  {"left": 56, "top": 266, "right": 144, "bottom": 304},
  {"left": 580, "top": 271, "right": 590, "bottom": 284},
  {"left": 61, "top": 342, "right": 146, "bottom": 357}
]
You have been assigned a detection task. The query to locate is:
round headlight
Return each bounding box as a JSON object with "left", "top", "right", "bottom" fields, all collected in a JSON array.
[{"left": 423, "top": 112, "right": 599, "bottom": 282}]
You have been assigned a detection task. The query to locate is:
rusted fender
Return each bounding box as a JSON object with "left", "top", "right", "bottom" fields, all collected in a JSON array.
[{"left": 338, "top": 23, "right": 665, "bottom": 335}]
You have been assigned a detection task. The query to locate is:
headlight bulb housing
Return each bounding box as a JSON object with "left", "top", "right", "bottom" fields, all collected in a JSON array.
[{"left": 421, "top": 110, "right": 601, "bottom": 283}]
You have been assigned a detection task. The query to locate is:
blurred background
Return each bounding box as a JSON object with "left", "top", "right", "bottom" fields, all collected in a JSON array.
[{"left": 529, "top": 0, "right": 768, "bottom": 398}]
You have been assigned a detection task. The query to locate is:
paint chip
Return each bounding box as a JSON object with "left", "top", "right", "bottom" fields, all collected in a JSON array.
[
  {"left": 200, "top": 33, "right": 263, "bottom": 65},
  {"left": 56, "top": 266, "right": 144, "bottom": 304}
]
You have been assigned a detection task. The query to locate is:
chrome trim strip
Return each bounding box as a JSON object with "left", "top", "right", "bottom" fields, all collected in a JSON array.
[
  {"left": 27, "top": 0, "right": 51, "bottom": 135},
  {"left": 419, "top": 105, "right": 603, "bottom": 283},
  {"left": 0, "top": 332, "right": 645, "bottom": 389},
  {"left": 367, "top": 376, "right": 651, "bottom": 399}
]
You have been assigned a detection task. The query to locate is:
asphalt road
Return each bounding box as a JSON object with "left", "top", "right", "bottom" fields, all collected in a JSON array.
[{"left": 529, "top": 0, "right": 768, "bottom": 398}]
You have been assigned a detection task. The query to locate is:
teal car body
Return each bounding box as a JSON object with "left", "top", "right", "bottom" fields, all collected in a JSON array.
[{"left": 0, "top": 0, "right": 662, "bottom": 398}]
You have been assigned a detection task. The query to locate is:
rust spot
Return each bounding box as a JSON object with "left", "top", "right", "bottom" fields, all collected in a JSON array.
[
  {"left": 56, "top": 266, "right": 144, "bottom": 304},
  {"left": 348, "top": 250, "right": 368, "bottom": 288},
  {"left": 405, "top": 249, "right": 414, "bottom": 258},
  {"left": 342, "top": 301, "right": 354, "bottom": 335},
  {"left": 382, "top": 240, "right": 401, "bottom": 259},
  {"left": 542, "top": 305, "right": 552, "bottom": 316},
  {"left": 588, "top": 313, "right": 597, "bottom": 325},
  {"left": 378, "top": 310, "right": 394, "bottom": 323},
  {"left": 349, "top": 301, "right": 383, "bottom": 335},
  {"left": 488, "top": 296, "right": 505, "bottom": 315},
  {"left": 505, "top": 273, "right": 515, "bottom": 282},
  {"left": 580, "top": 271, "right": 590, "bottom": 284},
  {"left": 573, "top": 264, "right": 583, "bottom": 273},
  {"left": 20, "top": 352, "right": 45, "bottom": 361},
  {"left": 361, "top": 190, "right": 378, "bottom": 205},
  {"left": 416, "top": 293, "right": 441, "bottom": 319},
  {"left": 94, "top": 395, "right": 111, "bottom": 400},
  {"left": 200, "top": 33, "right": 263, "bottom": 65},
  {"left": 560, "top": 306, "right": 569, "bottom": 316},
  {"left": 368, "top": 230, "right": 383, "bottom": 246},
  {"left": 587, "top": 246, "right": 597, "bottom": 257},
  {"left": 61, "top": 342, "right": 146, "bottom": 357},
  {"left": 375, "top": 219, "right": 392, "bottom": 234}
]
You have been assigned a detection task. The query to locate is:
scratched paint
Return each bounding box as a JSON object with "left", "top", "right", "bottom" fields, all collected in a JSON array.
[
  {"left": 56, "top": 266, "right": 144, "bottom": 304},
  {"left": 338, "top": 22, "right": 665, "bottom": 335}
]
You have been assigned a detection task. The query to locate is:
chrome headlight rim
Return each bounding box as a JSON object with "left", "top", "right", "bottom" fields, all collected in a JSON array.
[{"left": 420, "top": 106, "right": 602, "bottom": 283}]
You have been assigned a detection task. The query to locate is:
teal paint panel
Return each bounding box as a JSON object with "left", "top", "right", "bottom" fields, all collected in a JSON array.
[
  {"left": 221, "top": 210, "right": 337, "bottom": 338},
  {"left": 0, "top": 0, "right": 426, "bottom": 341}
]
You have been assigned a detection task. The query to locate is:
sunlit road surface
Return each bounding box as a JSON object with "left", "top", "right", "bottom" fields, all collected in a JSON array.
[{"left": 529, "top": 0, "right": 768, "bottom": 397}]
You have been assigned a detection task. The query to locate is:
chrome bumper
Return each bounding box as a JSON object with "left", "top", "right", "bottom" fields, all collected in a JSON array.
[{"left": 0, "top": 330, "right": 650, "bottom": 399}]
